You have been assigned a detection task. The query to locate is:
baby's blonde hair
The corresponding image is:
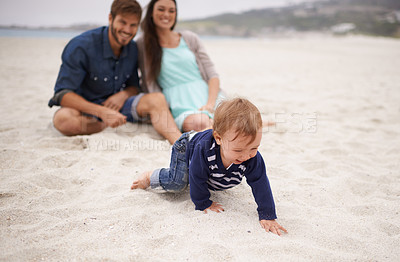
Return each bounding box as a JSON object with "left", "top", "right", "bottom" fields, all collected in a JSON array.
[{"left": 213, "top": 98, "right": 262, "bottom": 143}]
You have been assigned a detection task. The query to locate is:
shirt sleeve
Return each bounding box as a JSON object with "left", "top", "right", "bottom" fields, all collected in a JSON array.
[
  {"left": 188, "top": 145, "right": 213, "bottom": 211},
  {"left": 54, "top": 39, "right": 89, "bottom": 95},
  {"left": 245, "top": 152, "right": 277, "bottom": 221},
  {"left": 48, "top": 41, "right": 88, "bottom": 107}
]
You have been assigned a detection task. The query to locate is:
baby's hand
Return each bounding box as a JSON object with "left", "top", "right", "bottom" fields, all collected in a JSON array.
[
  {"left": 204, "top": 202, "right": 224, "bottom": 214},
  {"left": 259, "top": 219, "right": 288, "bottom": 236}
]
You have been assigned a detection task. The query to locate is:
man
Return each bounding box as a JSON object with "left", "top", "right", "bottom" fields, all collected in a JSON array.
[{"left": 48, "top": 0, "right": 181, "bottom": 144}]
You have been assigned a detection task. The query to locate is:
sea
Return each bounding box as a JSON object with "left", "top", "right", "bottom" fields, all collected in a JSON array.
[
  {"left": 0, "top": 28, "right": 246, "bottom": 41},
  {"left": 0, "top": 28, "right": 86, "bottom": 39}
]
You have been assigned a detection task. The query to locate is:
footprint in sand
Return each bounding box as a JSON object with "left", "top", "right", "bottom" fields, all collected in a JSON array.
[
  {"left": 0, "top": 149, "right": 38, "bottom": 169},
  {"left": 379, "top": 222, "right": 400, "bottom": 237},
  {"left": 31, "top": 174, "right": 68, "bottom": 191},
  {"left": 41, "top": 153, "right": 80, "bottom": 169},
  {"left": 120, "top": 158, "right": 142, "bottom": 167},
  {"left": 319, "top": 148, "right": 348, "bottom": 157},
  {"left": 267, "top": 167, "right": 291, "bottom": 178},
  {"left": 348, "top": 205, "right": 377, "bottom": 216},
  {"left": 347, "top": 179, "right": 377, "bottom": 197},
  {"left": 37, "top": 136, "right": 88, "bottom": 150},
  {"left": 345, "top": 141, "right": 370, "bottom": 152},
  {"left": 0, "top": 192, "right": 16, "bottom": 199},
  {"left": 299, "top": 161, "right": 328, "bottom": 172},
  {"left": 0, "top": 126, "right": 13, "bottom": 133}
]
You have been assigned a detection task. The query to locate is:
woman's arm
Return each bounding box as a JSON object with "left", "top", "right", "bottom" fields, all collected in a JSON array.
[
  {"left": 182, "top": 31, "right": 221, "bottom": 112},
  {"left": 182, "top": 31, "right": 219, "bottom": 82},
  {"left": 199, "top": 77, "right": 220, "bottom": 112}
]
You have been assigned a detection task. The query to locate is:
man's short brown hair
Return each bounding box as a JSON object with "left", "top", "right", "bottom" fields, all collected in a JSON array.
[{"left": 110, "top": 0, "right": 142, "bottom": 20}]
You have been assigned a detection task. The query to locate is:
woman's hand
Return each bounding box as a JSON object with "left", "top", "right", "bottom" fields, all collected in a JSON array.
[
  {"left": 201, "top": 77, "right": 220, "bottom": 113},
  {"left": 199, "top": 103, "right": 215, "bottom": 113}
]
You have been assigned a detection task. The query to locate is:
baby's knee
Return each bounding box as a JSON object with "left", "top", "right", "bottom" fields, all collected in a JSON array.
[
  {"left": 166, "top": 173, "right": 189, "bottom": 193},
  {"left": 167, "top": 182, "right": 188, "bottom": 193}
]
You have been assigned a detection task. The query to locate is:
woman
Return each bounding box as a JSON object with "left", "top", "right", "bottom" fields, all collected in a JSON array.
[{"left": 137, "top": 0, "right": 223, "bottom": 132}]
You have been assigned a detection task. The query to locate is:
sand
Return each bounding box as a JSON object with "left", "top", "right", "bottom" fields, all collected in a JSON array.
[{"left": 0, "top": 34, "right": 399, "bottom": 261}]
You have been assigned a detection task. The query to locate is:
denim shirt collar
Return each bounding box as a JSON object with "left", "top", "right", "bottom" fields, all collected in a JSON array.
[{"left": 103, "top": 26, "right": 129, "bottom": 59}]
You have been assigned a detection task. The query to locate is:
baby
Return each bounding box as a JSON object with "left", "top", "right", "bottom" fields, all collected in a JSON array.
[{"left": 131, "top": 97, "right": 287, "bottom": 235}]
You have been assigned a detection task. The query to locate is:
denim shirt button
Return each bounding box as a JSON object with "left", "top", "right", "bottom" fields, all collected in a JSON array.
[
  {"left": 114, "top": 76, "right": 118, "bottom": 80},
  {"left": 94, "top": 77, "right": 98, "bottom": 81},
  {"left": 104, "top": 77, "right": 108, "bottom": 82}
]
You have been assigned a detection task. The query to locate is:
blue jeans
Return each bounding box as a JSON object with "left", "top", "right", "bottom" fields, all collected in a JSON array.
[{"left": 150, "top": 132, "right": 192, "bottom": 192}]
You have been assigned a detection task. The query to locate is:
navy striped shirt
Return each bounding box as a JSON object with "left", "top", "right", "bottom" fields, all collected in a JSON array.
[{"left": 186, "top": 129, "right": 277, "bottom": 221}]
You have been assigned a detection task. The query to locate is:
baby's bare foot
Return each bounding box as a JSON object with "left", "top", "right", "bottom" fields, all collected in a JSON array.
[{"left": 131, "top": 171, "right": 151, "bottom": 190}]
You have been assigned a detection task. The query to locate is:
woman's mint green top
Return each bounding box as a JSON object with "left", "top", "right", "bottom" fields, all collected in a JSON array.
[{"left": 157, "top": 37, "right": 212, "bottom": 130}]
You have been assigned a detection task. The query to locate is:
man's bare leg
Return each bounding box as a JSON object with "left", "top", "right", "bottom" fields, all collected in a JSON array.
[
  {"left": 53, "top": 107, "right": 106, "bottom": 136},
  {"left": 136, "top": 93, "right": 181, "bottom": 144}
]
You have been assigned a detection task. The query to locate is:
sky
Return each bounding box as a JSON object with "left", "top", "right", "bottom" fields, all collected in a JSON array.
[{"left": 0, "top": 0, "right": 315, "bottom": 27}]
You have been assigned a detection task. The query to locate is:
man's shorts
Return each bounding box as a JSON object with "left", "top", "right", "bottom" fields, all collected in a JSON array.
[{"left": 120, "top": 93, "right": 148, "bottom": 123}]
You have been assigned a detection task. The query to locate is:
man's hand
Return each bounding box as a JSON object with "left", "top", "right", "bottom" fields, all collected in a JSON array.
[
  {"left": 204, "top": 202, "right": 224, "bottom": 214},
  {"left": 259, "top": 219, "right": 288, "bottom": 236},
  {"left": 102, "top": 91, "right": 129, "bottom": 112},
  {"left": 99, "top": 107, "right": 127, "bottom": 128}
]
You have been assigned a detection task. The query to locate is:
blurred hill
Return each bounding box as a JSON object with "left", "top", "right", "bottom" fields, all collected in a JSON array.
[
  {"left": 0, "top": 23, "right": 100, "bottom": 32},
  {"left": 177, "top": 0, "right": 400, "bottom": 38},
  {"left": 2, "top": 0, "right": 399, "bottom": 38}
]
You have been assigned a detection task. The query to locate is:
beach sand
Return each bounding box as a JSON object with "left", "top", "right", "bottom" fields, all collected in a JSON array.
[{"left": 0, "top": 34, "right": 399, "bottom": 261}]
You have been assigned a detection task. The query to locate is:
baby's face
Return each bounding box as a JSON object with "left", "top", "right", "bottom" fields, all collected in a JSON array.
[{"left": 217, "top": 129, "right": 262, "bottom": 166}]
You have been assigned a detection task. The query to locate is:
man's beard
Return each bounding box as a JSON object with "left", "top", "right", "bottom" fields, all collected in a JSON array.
[{"left": 110, "top": 21, "right": 132, "bottom": 47}]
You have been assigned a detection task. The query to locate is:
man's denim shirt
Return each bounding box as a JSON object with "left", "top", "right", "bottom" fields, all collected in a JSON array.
[{"left": 48, "top": 26, "right": 140, "bottom": 107}]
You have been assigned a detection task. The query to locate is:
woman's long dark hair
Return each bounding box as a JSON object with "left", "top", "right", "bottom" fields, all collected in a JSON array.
[{"left": 141, "top": 0, "right": 177, "bottom": 84}]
